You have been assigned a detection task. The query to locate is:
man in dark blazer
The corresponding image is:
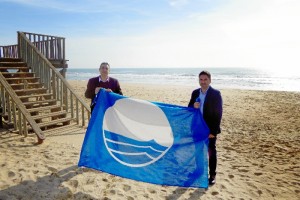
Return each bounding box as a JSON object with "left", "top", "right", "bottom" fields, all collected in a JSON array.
[
  {"left": 85, "top": 62, "right": 122, "bottom": 112},
  {"left": 188, "top": 70, "right": 223, "bottom": 185}
]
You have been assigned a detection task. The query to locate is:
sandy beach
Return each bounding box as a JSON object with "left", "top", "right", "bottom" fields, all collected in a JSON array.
[{"left": 0, "top": 80, "right": 299, "bottom": 200}]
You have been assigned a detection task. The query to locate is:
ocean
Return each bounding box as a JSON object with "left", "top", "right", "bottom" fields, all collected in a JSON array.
[{"left": 66, "top": 68, "right": 300, "bottom": 92}]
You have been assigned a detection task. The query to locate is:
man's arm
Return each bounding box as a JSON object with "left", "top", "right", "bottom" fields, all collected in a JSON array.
[
  {"left": 115, "top": 80, "right": 123, "bottom": 95},
  {"left": 85, "top": 78, "right": 96, "bottom": 99},
  {"left": 210, "top": 90, "right": 223, "bottom": 136},
  {"left": 188, "top": 90, "right": 198, "bottom": 107}
]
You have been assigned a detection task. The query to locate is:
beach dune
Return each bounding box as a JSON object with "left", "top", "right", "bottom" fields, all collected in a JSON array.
[{"left": 0, "top": 80, "right": 299, "bottom": 200}]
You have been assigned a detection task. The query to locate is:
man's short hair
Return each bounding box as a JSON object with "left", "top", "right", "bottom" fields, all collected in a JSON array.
[
  {"left": 199, "top": 70, "right": 211, "bottom": 79},
  {"left": 100, "top": 62, "right": 110, "bottom": 69}
]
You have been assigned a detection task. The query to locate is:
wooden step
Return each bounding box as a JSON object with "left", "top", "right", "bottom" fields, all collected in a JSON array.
[
  {"left": 23, "top": 99, "right": 57, "bottom": 107},
  {"left": 27, "top": 105, "right": 64, "bottom": 113},
  {"left": 5, "top": 77, "right": 39, "bottom": 81},
  {"left": 0, "top": 62, "right": 27, "bottom": 67},
  {"left": 42, "top": 124, "right": 84, "bottom": 135},
  {"left": 37, "top": 117, "right": 73, "bottom": 128},
  {"left": 15, "top": 88, "right": 47, "bottom": 95},
  {"left": 0, "top": 67, "right": 29, "bottom": 71},
  {"left": 10, "top": 82, "right": 42, "bottom": 89},
  {"left": 32, "top": 110, "right": 67, "bottom": 120},
  {"left": 1, "top": 72, "right": 34, "bottom": 78},
  {"left": 19, "top": 93, "right": 53, "bottom": 100},
  {"left": 27, "top": 118, "right": 73, "bottom": 132},
  {"left": 0, "top": 58, "right": 22, "bottom": 62}
]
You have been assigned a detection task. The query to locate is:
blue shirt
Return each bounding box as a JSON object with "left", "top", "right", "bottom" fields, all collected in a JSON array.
[{"left": 198, "top": 87, "right": 209, "bottom": 115}]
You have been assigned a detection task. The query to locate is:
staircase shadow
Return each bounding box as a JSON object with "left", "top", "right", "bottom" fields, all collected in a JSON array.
[
  {"left": 0, "top": 129, "right": 22, "bottom": 144},
  {"left": 0, "top": 165, "right": 99, "bottom": 200},
  {"left": 45, "top": 127, "right": 87, "bottom": 137},
  {"left": 166, "top": 187, "right": 207, "bottom": 200},
  {"left": 165, "top": 175, "right": 207, "bottom": 200}
]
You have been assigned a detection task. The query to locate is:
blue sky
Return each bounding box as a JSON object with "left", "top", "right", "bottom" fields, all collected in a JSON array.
[{"left": 0, "top": 0, "right": 299, "bottom": 72}]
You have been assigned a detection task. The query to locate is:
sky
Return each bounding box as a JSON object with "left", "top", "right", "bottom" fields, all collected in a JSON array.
[{"left": 0, "top": 0, "right": 299, "bottom": 71}]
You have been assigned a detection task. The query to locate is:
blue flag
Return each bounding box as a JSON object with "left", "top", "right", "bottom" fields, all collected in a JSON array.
[{"left": 78, "top": 89, "right": 210, "bottom": 188}]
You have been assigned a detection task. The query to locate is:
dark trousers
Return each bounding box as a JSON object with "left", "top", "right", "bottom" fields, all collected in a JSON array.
[{"left": 208, "top": 137, "right": 217, "bottom": 177}]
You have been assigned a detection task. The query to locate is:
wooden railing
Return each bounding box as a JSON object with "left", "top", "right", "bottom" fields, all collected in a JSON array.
[
  {"left": 0, "top": 32, "right": 67, "bottom": 68},
  {"left": 0, "top": 45, "right": 18, "bottom": 58},
  {"left": 0, "top": 73, "right": 44, "bottom": 140},
  {"left": 18, "top": 32, "right": 91, "bottom": 127},
  {"left": 22, "top": 32, "right": 66, "bottom": 61}
]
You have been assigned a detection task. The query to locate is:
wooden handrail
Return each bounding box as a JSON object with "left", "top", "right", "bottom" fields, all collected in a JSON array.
[
  {"left": 18, "top": 31, "right": 91, "bottom": 128},
  {"left": 0, "top": 73, "right": 45, "bottom": 142}
]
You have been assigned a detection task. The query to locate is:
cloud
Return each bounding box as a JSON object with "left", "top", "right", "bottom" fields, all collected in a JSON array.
[
  {"left": 168, "top": 0, "right": 189, "bottom": 7},
  {"left": 2, "top": 0, "right": 299, "bottom": 70},
  {"left": 67, "top": 0, "right": 300, "bottom": 69}
]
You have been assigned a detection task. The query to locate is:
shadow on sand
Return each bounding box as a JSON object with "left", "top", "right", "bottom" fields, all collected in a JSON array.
[
  {"left": 0, "top": 166, "right": 101, "bottom": 200},
  {"left": 0, "top": 164, "right": 208, "bottom": 200}
]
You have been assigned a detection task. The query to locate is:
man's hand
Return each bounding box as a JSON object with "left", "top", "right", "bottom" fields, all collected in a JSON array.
[
  {"left": 208, "top": 134, "right": 215, "bottom": 138},
  {"left": 95, "top": 87, "right": 101, "bottom": 94},
  {"left": 105, "top": 88, "right": 112, "bottom": 92},
  {"left": 194, "top": 102, "right": 200, "bottom": 109}
]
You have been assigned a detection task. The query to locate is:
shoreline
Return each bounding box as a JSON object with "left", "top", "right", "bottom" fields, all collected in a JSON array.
[
  {"left": 71, "top": 79, "right": 300, "bottom": 94},
  {"left": 0, "top": 80, "right": 299, "bottom": 199}
]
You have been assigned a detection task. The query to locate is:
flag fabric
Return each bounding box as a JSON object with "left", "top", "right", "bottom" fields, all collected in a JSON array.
[{"left": 78, "top": 89, "right": 210, "bottom": 188}]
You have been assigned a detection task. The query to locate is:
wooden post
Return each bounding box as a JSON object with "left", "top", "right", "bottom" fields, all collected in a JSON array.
[{"left": 0, "top": 105, "right": 3, "bottom": 128}]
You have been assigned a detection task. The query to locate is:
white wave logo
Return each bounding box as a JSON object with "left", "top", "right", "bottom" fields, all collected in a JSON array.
[{"left": 103, "top": 98, "right": 174, "bottom": 167}]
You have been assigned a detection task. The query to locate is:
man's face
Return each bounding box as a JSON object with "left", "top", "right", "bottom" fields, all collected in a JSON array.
[
  {"left": 99, "top": 64, "right": 109, "bottom": 76},
  {"left": 199, "top": 74, "right": 211, "bottom": 89}
]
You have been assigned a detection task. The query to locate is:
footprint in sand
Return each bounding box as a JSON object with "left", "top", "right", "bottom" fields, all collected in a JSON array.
[
  {"left": 257, "top": 190, "right": 263, "bottom": 195},
  {"left": 8, "top": 171, "right": 15, "bottom": 177},
  {"left": 47, "top": 166, "right": 58, "bottom": 173},
  {"left": 109, "top": 189, "right": 116, "bottom": 195},
  {"left": 228, "top": 174, "right": 234, "bottom": 179},
  {"left": 238, "top": 169, "right": 249, "bottom": 173},
  {"left": 246, "top": 182, "right": 258, "bottom": 189},
  {"left": 123, "top": 184, "right": 131, "bottom": 192},
  {"left": 148, "top": 188, "right": 156, "bottom": 194},
  {"left": 68, "top": 179, "right": 79, "bottom": 188},
  {"left": 86, "top": 177, "right": 95, "bottom": 184},
  {"left": 220, "top": 184, "right": 227, "bottom": 189},
  {"left": 254, "top": 172, "right": 263, "bottom": 176},
  {"left": 102, "top": 178, "right": 108, "bottom": 182}
]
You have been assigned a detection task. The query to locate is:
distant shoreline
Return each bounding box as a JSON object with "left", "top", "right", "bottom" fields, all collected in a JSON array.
[
  {"left": 69, "top": 80, "right": 300, "bottom": 92},
  {"left": 65, "top": 68, "right": 300, "bottom": 92}
]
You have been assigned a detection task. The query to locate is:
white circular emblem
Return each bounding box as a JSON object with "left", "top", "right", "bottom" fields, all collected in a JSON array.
[{"left": 103, "top": 98, "right": 173, "bottom": 167}]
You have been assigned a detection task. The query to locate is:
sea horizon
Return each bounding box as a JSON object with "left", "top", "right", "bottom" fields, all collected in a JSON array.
[{"left": 66, "top": 67, "right": 300, "bottom": 92}]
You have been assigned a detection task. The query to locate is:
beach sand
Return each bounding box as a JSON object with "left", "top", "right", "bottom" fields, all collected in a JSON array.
[{"left": 0, "top": 80, "right": 299, "bottom": 200}]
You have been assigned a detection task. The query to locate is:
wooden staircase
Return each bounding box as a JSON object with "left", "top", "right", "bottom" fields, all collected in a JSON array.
[
  {"left": 0, "top": 31, "right": 90, "bottom": 144},
  {"left": 0, "top": 57, "right": 75, "bottom": 133}
]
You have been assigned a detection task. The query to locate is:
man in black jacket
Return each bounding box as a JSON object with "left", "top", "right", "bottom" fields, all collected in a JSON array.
[{"left": 188, "top": 70, "right": 223, "bottom": 185}]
